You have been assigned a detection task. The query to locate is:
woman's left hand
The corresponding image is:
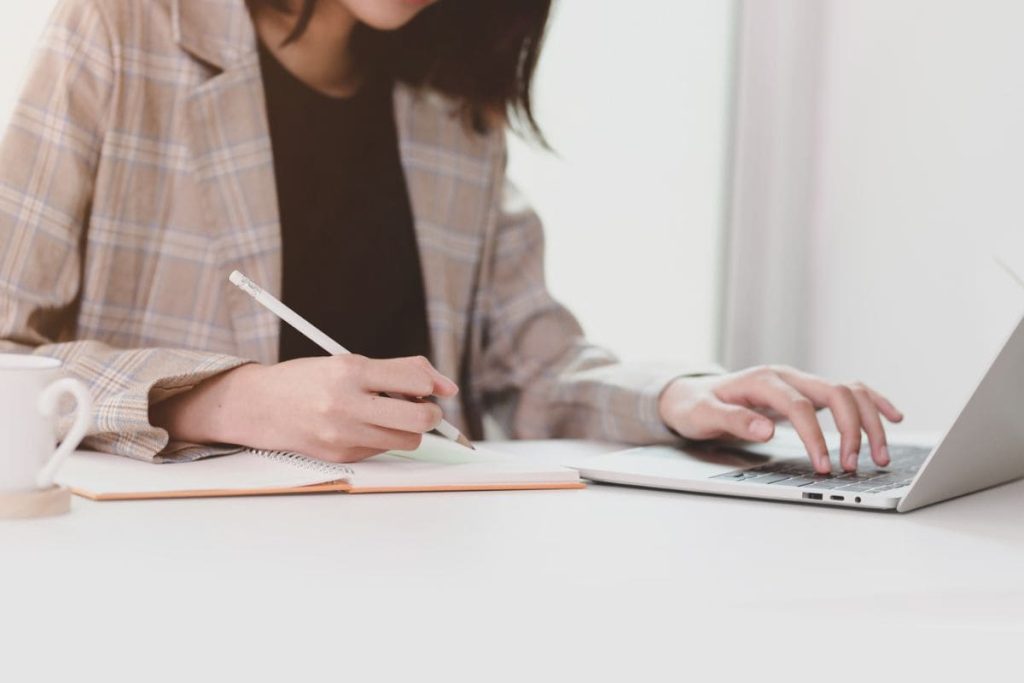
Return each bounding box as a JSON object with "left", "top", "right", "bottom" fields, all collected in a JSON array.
[{"left": 658, "top": 366, "right": 904, "bottom": 474}]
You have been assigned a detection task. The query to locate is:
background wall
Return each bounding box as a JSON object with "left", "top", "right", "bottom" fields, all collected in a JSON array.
[
  {"left": 726, "top": 0, "right": 1024, "bottom": 432},
  {"left": 2, "top": 0, "right": 738, "bottom": 369},
  {"left": 507, "top": 0, "right": 736, "bottom": 364},
  {"left": 811, "top": 0, "right": 1024, "bottom": 432}
]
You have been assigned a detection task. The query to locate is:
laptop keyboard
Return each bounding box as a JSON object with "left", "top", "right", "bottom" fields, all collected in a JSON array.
[{"left": 710, "top": 445, "right": 932, "bottom": 496}]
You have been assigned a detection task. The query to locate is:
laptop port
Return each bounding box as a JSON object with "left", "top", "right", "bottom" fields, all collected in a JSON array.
[
  {"left": 830, "top": 495, "right": 845, "bottom": 501},
  {"left": 803, "top": 492, "right": 823, "bottom": 500}
]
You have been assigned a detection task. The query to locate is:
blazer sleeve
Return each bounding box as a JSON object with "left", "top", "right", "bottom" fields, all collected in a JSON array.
[
  {"left": 474, "top": 147, "right": 722, "bottom": 445},
  {"left": 0, "top": 0, "right": 249, "bottom": 462}
]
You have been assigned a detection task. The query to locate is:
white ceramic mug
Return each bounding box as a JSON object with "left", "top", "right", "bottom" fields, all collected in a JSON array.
[{"left": 0, "top": 354, "right": 93, "bottom": 493}]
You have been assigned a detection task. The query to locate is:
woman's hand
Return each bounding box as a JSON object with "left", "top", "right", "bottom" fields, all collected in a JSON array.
[
  {"left": 151, "top": 355, "right": 459, "bottom": 463},
  {"left": 658, "top": 366, "right": 904, "bottom": 474}
]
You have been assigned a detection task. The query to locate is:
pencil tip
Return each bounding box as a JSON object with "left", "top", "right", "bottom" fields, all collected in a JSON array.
[{"left": 456, "top": 434, "right": 475, "bottom": 450}]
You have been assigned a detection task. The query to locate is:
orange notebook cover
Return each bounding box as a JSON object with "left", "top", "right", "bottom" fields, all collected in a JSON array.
[{"left": 57, "top": 435, "right": 584, "bottom": 500}]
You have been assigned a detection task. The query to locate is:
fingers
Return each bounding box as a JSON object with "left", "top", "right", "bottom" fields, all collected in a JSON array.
[
  {"left": 351, "top": 355, "right": 459, "bottom": 398},
  {"left": 772, "top": 369, "right": 862, "bottom": 472},
  {"left": 307, "top": 445, "right": 385, "bottom": 464},
  {"left": 329, "top": 447, "right": 384, "bottom": 464},
  {"left": 866, "top": 386, "right": 904, "bottom": 423},
  {"left": 312, "top": 422, "right": 424, "bottom": 458},
  {"left": 361, "top": 394, "right": 443, "bottom": 434},
  {"left": 851, "top": 385, "right": 890, "bottom": 468},
  {"left": 690, "top": 398, "right": 776, "bottom": 442},
  {"left": 354, "top": 424, "right": 425, "bottom": 453},
  {"left": 774, "top": 368, "right": 903, "bottom": 470},
  {"left": 829, "top": 385, "right": 863, "bottom": 472},
  {"left": 719, "top": 373, "right": 830, "bottom": 473}
]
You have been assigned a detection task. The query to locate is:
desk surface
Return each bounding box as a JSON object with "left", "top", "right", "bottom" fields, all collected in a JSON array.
[{"left": 3, "top": 438, "right": 1022, "bottom": 680}]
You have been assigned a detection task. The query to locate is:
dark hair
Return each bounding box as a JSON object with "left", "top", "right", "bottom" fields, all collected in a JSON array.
[{"left": 250, "top": 0, "right": 552, "bottom": 144}]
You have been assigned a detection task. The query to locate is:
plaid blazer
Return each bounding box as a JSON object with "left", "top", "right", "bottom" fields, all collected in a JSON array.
[{"left": 0, "top": 0, "right": 715, "bottom": 462}]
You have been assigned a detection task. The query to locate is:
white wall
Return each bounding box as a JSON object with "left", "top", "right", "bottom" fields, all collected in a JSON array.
[
  {"left": 729, "top": 0, "right": 1024, "bottom": 432},
  {"left": 810, "top": 0, "right": 1024, "bottom": 432},
  {"left": 507, "top": 0, "right": 736, "bottom": 364}
]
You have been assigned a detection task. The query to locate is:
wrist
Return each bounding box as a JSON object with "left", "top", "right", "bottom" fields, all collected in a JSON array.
[
  {"left": 657, "top": 377, "right": 688, "bottom": 428},
  {"left": 151, "top": 363, "right": 265, "bottom": 445},
  {"left": 206, "top": 363, "right": 268, "bottom": 444}
]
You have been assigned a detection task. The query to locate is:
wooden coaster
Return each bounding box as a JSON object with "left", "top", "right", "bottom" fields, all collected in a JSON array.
[{"left": 0, "top": 486, "right": 71, "bottom": 519}]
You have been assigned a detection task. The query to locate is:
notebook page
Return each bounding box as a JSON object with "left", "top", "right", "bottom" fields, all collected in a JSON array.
[
  {"left": 343, "top": 456, "right": 580, "bottom": 488},
  {"left": 58, "top": 434, "right": 490, "bottom": 496},
  {"left": 57, "top": 449, "right": 353, "bottom": 496},
  {"left": 388, "top": 434, "right": 508, "bottom": 464},
  {"left": 346, "top": 436, "right": 579, "bottom": 487},
  {"left": 58, "top": 434, "right": 578, "bottom": 496}
]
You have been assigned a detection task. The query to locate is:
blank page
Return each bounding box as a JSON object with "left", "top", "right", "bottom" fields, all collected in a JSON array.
[
  {"left": 57, "top": 434, "right": 578, "bottom": 496},
  {"left": 57, "top": 449, "right": 353, "bottom": 496}
]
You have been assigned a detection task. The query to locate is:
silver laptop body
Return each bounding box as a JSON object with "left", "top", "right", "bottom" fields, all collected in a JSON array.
[{"left": 576, "top": 311, "right": 1024, "bottom": 513}]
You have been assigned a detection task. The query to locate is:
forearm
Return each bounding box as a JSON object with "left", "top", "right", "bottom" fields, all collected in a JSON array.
[
  {"left": 150, "top": 363, "right": 264, "bottom": 446},
  {"left": 0, "top": 334, "right": 251, "bottom": 460},
  {"left": 514, "top": 354, "right": 716, "bottom": 444},
  {"left": 480, "top": 320, "right": 720, "bottom": 443}
]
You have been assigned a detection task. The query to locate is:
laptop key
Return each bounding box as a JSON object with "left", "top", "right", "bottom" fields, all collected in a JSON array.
[
  {"left": 836, "top": 483, "right": 878, "bottom": 492},
  {"left": 875, "top": 482, "right": 911, "bottom": 492},
  {"left": 770, "top": 477, "right": 815, "bottom": 487},
  {"left": 713, "top": 471, "right": 752, "bottom": 480},
  {"left": 804, "top": 480, "right": 847, "bottom": 490},
  {"left": 837, "top": 474, "right": 875, "bottom": 482},
  {"left": 751, "top": 474, "right": 794, "bottom": 484}
]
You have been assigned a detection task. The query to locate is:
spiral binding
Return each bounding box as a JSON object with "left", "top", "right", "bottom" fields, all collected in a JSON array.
[{"left": 250, "top": 449, "right": 355, "bottom": 477}]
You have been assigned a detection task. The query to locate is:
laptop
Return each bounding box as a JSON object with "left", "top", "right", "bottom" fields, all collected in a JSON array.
[{"left": 576, "top": 308, "right": 1024, "bottom": 513}]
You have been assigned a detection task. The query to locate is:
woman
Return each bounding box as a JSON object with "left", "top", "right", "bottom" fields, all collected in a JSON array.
[{"left": 0, "top": 0, "right": 902, "bottom": 473}]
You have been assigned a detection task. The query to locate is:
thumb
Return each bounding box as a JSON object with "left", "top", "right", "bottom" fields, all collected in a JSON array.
[{"left": 705, "top": 400, "right": 775, "bottom": 442}]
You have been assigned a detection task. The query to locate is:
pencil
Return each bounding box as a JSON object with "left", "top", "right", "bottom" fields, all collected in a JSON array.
[{"left": 229, "top": 270, "right": 475, "bottom": 450}]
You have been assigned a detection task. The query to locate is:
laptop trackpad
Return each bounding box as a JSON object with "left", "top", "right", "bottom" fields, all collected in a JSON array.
[{"left": 581, "top": 444, "right": 772, "bottom": 480}]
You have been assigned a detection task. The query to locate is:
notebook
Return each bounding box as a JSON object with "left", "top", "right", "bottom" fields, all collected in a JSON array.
[{"left": 58, "top": 435, "right": 584, "bottom": 500}]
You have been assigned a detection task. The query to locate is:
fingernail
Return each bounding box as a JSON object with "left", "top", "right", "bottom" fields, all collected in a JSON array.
[
  {"left": 879, "top": 445, "right": 890, "bottom": 466},
  {"left": 817, "top": 453, "right": 831, "bottom": 473},
  {"left": 751, "top": 419, "right": 773, "bottom": 440}
]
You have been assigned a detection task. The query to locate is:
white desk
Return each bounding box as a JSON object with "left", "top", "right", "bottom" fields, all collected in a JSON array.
[{"left": 2, "top": 439, "right": 1022, "bottom": 681}]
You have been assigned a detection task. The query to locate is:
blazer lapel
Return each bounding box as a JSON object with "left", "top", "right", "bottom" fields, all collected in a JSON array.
[
  {"left": 394, "top": 88, "right": 481, "bottom": 377},
  {"left": 176, "top": 0, "right": 281, "bottom": 364},
  {"left": 393, "top": 86, "right": 496, "bottom": 431}
]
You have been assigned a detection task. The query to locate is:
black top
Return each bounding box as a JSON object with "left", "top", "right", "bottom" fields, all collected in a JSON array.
[{"left": 258, "top": 42, "right": 431, "bottom": 362}]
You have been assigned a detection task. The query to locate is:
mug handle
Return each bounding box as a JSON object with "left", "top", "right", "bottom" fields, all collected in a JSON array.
[{"left": 35, "top": 377, "right": 94, "bottom": 489}]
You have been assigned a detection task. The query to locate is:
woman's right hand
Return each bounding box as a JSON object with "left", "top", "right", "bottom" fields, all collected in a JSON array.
[{"left": 151, "top": 355, "right": 459, "bottom": 462}]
